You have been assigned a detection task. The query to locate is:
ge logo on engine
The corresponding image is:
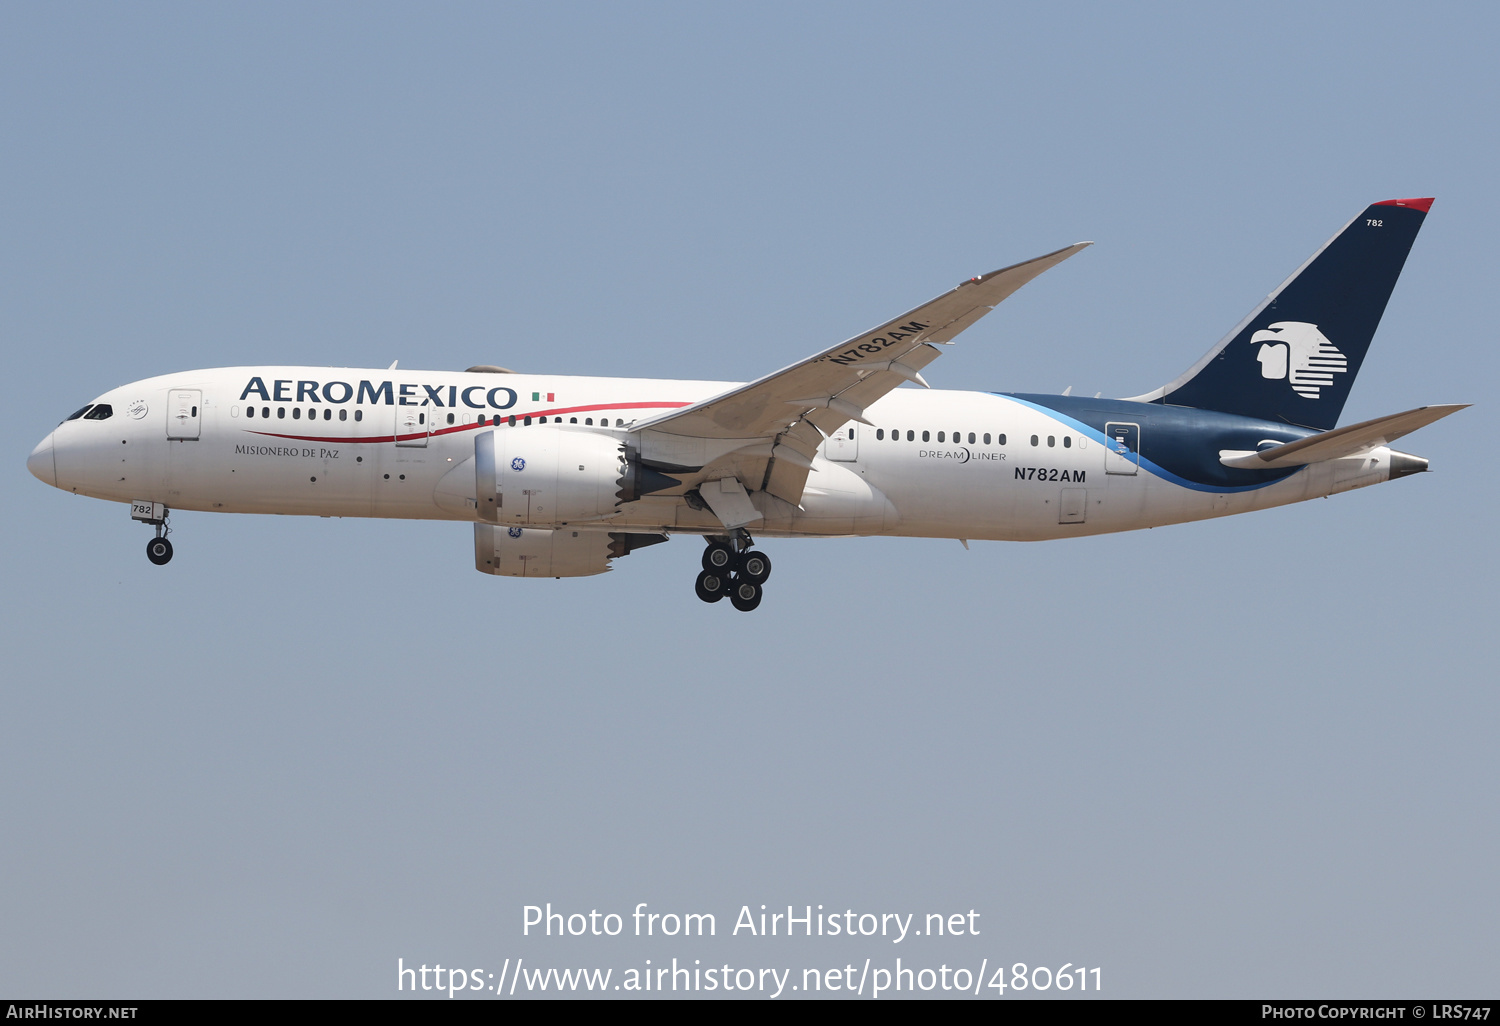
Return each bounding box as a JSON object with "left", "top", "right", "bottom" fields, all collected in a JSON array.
[
  {"left": 511, "top": 457, "right": 526, "bottom": 472},
  {"left": 507, "top": 527, "right": 523, "bottom": 538}
]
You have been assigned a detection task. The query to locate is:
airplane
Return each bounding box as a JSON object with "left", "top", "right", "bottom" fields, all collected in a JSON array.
[{"left": 27, "top": 198, "right": 1464, "bottom": 611}]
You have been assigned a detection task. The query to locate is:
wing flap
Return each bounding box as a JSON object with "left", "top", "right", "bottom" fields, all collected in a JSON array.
[{"left": 697, "top": 477, "right": 764, "bottom": 530}]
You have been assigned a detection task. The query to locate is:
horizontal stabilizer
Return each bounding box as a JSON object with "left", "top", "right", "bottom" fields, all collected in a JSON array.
[{"left": 1219, "top": 404, "right": 1468, "bottom": 469}]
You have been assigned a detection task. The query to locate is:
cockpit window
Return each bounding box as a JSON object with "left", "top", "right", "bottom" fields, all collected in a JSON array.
[
  {"left": 83, "top": 404, "right": 114, "bottom": 420},
  {"left": 65, "top": 405, "right": 93, "bottom": 421}
]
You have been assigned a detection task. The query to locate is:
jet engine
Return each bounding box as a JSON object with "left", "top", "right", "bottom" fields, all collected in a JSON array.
[
  {"left": 474, "top": 524, "right": 667, "bottom": 577},
  {"left": 474, "top": 427, "right": 677, "bottom": 526}
]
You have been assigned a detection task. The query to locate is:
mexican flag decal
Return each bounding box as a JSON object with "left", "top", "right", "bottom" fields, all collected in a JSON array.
[{"left": 531, "top": 392, "right": 554, "bottom": 402}]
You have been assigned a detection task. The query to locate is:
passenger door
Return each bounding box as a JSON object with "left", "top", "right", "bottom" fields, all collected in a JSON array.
[
  {"left": 395, "top": 406, "right": 429, "bottom": 448},
  {"left": 1104, "top": 422, "right": 1139, "bottom": 475},
  {"left": 825, "top": 424, "right": 858, "bottom": 462},
  {"left": 166, "top": 389, "right": 202, "bottom": 440}
]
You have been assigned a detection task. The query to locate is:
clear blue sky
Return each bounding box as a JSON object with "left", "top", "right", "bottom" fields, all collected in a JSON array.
[{"left": 2, "top": 1, "right": 1495, "bottom": 998}]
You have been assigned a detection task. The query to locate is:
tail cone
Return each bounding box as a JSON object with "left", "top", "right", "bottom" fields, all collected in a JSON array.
[{"left": 1388, "top": 451, "right": 1429, "bottom": 480}]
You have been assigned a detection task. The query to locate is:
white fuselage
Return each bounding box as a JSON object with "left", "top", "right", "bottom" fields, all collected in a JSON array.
[{"left": 29, "top": 366, "right": 1397, "bottom": 543}]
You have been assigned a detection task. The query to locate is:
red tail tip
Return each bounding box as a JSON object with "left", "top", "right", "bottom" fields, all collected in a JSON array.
[{"left": 1374, "top": 197, "right": 1434, "bottom": 212}]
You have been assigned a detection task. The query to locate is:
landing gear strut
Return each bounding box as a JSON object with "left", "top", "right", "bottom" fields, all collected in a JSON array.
[{"left": 694, "top": 531, "right": 772, "bottom": 611}]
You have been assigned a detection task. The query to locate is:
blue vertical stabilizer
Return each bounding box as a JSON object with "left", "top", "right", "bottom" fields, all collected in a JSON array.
[{"left": 1128, "top": 199, "right": 1431, "bottom": 430}]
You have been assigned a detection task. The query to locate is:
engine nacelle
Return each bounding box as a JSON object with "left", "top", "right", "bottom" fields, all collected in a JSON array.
[
  {"left": 476, "top": 427, "right": 633, "bottom": 525},
  {"left": 474, "top": 525, "right": 667, "bottom": 578}
]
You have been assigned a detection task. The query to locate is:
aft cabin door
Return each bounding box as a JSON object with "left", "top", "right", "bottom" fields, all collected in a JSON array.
[
  {"left": 1104, "top": 422, "right": 1139, "bottom": 475},
  {"left": 825, "top": 425, "right": 858, "bottom": 462},
  {"left": 395, "top": 407, "right": 429, "bottom": 448},
  {"left": 167, "top": 390, "right": 201, "bottom": 440}
]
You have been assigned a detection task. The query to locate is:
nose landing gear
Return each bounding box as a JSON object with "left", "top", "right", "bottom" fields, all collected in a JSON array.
[
  {"left": 132, "top": 501, "right": 173, "bottom": 565},
  {"left": 694, "top": 532, "right": 771, "bottom": 611}
]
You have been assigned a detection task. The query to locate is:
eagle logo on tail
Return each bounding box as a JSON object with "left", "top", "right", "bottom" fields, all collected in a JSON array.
[{"left": 1251, "top": 321, "right": 1348, "bottom": 399}]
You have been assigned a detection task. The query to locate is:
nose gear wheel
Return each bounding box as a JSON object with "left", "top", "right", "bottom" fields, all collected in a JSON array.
[{"left": 145, "top": 536, "right": 173, "bottom": 565}]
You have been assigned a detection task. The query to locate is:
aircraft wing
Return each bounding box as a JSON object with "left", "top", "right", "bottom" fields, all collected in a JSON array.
[
  {"left": 631, "top": 242, "right": 1091, "bottom": 504},
  {"left": 1218, "top": 404, "right": 1468, "bottom": 469}
]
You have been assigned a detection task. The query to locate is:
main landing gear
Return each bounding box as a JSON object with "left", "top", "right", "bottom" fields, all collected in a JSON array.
[{"left": 694, "top": 532, "right": 772, "bottom": 612}]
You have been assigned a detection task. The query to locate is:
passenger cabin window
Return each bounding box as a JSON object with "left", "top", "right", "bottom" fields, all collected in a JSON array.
[
  {"left": 1063, "top": 436, "right": 1071, "bottom": 448},
  {"left": 278, "top": 408, "right": 286, "bottom": 419},
  {"left": 570, "top": 417, "right": 577, "bottom": 424},
  {"left": 339, "top": 409, "right": 347, "bottom": 421},
  {"left": 876, "top": 429, "right": 884, "bottom": 440},
  {"left": 983, "top": 433, "right": 990, "bottom": 444},
  {"left": 922, "top": 431, "right": 930, "bottom": 442},
  {"left": 1030, "top": 434, "right": 1038, "bottom": 446},
  {"left": 245, "top": 406, "right": 255, "bottom": 418},
  {"left": 354, "top": 409, "right": 363, "bottom": 422},
  {"left": 65, "top": 405, "right": 93, "bottom": 421},
  {"left": 1047, "top": 435, "right": 1055, "bottom": 447},
  {"left": 906, "top": 430, "right": 914, "bottom": 441},
  {"left": 293, "top": 408, "right": 301, "bottom": 419},
  {"left": 83, "top": 404, "right": 113, "bottom": 420},
  {"left": 968, "top": 432, "right": 976, "bottom": 444},
  {"left": 585, "top": 418, "right": 593, "bottom": 425},
  {"left": 937, "top": 431, "right": 945, "bottom": 442},
  {"left": 998, "top": 433, "right": 1007, "bottom": 445}
]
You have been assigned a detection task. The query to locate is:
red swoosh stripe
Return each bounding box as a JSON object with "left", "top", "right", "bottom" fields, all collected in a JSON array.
[{"left": 245, "top": 400, "right": 692, "bottom": 444}]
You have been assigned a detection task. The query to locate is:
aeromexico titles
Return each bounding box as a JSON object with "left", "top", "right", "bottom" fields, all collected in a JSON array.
[{"left": 28, "top": 198, "right": 1464, "bottom": 611}]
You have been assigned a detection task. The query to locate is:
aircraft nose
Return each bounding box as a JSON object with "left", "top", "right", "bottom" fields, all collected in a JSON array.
[{"left": 27, "top": 432, "right": 56, "bottom": 486}]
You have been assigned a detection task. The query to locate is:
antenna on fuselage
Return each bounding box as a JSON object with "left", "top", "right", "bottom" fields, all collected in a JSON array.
[{"left": 388, "top": 360, "right": 398, "bottom": 370}]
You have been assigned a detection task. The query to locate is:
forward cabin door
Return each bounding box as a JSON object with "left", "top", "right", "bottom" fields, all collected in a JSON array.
[
  {"left": 166, "top": 389, "right": 202, "bottom": 440},
  {"left": 825, "top": 424, "right": 858, "bottom": 462},
  {"left": 1104, "top": 422, "right": 1139, "bottom": 475},
  {"left": 395, "top": 406, "right": 429, "bottom": 447}
]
